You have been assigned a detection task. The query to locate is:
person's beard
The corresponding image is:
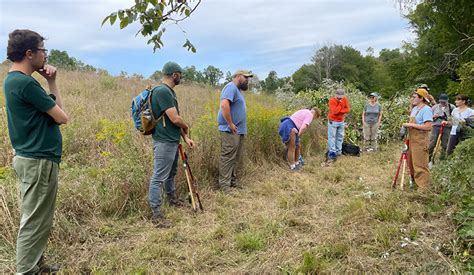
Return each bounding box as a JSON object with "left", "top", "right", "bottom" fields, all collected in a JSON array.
[
  {"left": 174, "top": 77, "right": 181, "bottom": 85},
  {"left": 33, "top": 59, "right": 46, "bottom": 71},
  {"left": 238, "top": 82, "right": 248, "bottom": 91}
]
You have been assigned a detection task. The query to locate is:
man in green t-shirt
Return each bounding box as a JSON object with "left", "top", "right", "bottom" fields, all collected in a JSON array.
[
  {"left": 148, "top": 61, "right": 194, "bottom": 227},
  {"left": 4, "top": 29, "right": 69, "bottom": 273}
]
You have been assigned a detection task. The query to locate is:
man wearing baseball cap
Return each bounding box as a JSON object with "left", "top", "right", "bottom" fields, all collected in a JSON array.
[
  {"left": 217, "top": 69, "right": 253, "bottom": 193},
  {"left": 402, "top": 88, "right": 433, "bottom": 191},
  {"left": 148, "top": 61, "right": 194, "bottom": 227},
  {"left": 429, "top": 93, "right": 454, "bottom": 160},
  {"left": 326, "top": 88, "right": 350, "bottom": 162}
]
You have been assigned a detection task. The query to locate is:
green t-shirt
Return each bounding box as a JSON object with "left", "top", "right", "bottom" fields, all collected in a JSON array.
[
  {"left": 151, "top": 84, "right": 181, "bottom": 143},
  {"left": 4, "top": 71, "right": 62, "bottom": 163}
]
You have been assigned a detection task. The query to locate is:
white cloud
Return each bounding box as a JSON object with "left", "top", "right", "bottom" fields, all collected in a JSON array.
[{"left": 0, "top": 0, "right": 415, "bottom": 78}]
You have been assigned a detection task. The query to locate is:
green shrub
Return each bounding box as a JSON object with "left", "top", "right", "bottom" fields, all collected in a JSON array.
[
  {"left": 432, "top": 137, "right": 474, "bottom": 269},
  {"left": 190, "top": 92, "right": 322, "bottom": 184},
  {"left": 277, "top": 79, "right": 411, "bottom": 144}
]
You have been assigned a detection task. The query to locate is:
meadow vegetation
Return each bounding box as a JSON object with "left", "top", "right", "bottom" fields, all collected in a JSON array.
[{"left": 0, "top": 64, "right": 472, "bottom": 273}]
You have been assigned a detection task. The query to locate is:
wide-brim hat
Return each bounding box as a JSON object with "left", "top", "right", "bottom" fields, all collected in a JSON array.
[{"left": 415, "top": 88, "right": 430, "bottom": 102}]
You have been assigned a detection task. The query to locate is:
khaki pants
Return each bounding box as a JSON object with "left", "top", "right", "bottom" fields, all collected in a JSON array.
[
  {"left": 12, "top": 156, "right": 59, "bottom": 274},
  {"left": 219, "top": 132, "right": 245, "bottom": 189},
  {"left": 363, "top": 122, "right": 379, "bottom": 150},
  {"left": 407, "top": 129, "right": 431, "bottom": 191}
]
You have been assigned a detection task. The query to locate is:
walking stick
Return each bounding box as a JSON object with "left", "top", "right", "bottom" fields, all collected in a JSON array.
[
  {"left": 178, "top": 144, "right": 204, "bottom": 212},
  {"left": 430, "top": 123, "right": 445, "bottom": 165}
]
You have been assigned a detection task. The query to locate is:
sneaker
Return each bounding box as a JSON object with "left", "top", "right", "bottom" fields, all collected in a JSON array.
[
  {"left": 151, "top": 209, "right": 172, "bottom": 228},
  {"left": 290, "top": 165, "right": 301, "bottom": 172},
  {"left": 295, "top": 162, "right": 303, "bottom": 170},
  {"left": 298, "top": 155, "right": 305, "bottom": 166}
]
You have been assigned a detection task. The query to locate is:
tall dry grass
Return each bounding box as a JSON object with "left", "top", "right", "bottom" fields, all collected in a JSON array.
[
  {"left": 0, "top": 65, "right": 464, "bottom": 273},
  {"left": 0, "top": 65, "right": 324, "bottom": 271}
]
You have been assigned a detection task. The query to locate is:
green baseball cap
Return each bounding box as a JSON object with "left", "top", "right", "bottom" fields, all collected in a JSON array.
[{"left": 162, "top": 61, "right": 183, "bottom": 75}]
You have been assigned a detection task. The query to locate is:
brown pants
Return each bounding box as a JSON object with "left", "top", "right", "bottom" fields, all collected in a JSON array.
[
  {"left": 219, "top": 132, "right": 245, "bottom": 188},
  {"left": 407, "top": 128, "right": 431, "bottom": 190}
]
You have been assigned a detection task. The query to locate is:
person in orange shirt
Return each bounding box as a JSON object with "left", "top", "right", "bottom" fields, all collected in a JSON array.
[{"left": 327, "top": 88, "right": 350, "bottom": 161}]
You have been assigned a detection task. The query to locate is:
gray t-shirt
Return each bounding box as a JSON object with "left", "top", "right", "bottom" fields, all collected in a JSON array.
[
  {"left": 364, "top": 103, "right": 382, "bottom": 124},
  {"left": 431, "top": 103, "right": 455, "bottom": 126}
]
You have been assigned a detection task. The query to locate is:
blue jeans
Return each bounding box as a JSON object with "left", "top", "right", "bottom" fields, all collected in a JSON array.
[
  {"left": 149, "top": 140, "right": 179, "bottom": 210},
  {"left": 328, "top": 120, "right": 345, "bottom": 159}
]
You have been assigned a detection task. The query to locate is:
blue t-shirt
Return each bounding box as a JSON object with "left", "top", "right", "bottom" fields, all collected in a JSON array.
[
  {"left": 410, "top": 105, "right": 433, "bottom": 125},
  {"left": 217, "top": 82, "right": 247, "bottom": 134}
]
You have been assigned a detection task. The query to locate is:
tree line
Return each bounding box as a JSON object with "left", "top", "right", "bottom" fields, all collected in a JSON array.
[{"left": 42, "top": 0, "right": 472, "bottom": 100}]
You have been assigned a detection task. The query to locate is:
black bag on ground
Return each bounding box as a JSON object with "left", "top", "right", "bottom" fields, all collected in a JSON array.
[{"left": 342, "top": 143, "right": 360, "bottom": 156}]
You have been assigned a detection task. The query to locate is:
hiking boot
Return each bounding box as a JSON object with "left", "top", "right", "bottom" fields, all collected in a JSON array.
[
  {"left": 151, "top": 209, "right": 172, "bottom": 228},
  {"left": 168, "top": 197, "right": 184, "bottom": 208},
  {"left": 230, "top": 181, "right": 243, "bottom": 189},
  {"left": 321, "top": 158, "right": 336, "bottom": 167},
  {"left": 221, "top": 186, "right": 234, "bottom": 195},
  {"left": 37, "top": 263, "right": 60, "bottom": 274}
]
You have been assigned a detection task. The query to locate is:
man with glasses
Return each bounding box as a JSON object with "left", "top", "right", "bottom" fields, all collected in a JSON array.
[
  {"left": 4, "top": 29, "right": 68, "bottom": 274},
  {"left": 217, "top": 70, "right": 253, "bottom": 194},
  {"left": 148, "top": 61, "right": 194, "bottom": 227}
]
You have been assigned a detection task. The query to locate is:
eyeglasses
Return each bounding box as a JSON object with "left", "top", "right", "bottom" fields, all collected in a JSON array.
[{"left": 35, "top": 48, "right": 48, "bottom": 54}]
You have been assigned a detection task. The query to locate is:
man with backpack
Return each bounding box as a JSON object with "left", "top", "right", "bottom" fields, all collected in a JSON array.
[
  {"left": 148, "top": 61, "right": 194, "bottom": 227},
  {"left": 4, "top": 29, "right": 68, "bottom": 274},
  {"left": 429, "top": 93, "right": 455, "bottom": 160}
]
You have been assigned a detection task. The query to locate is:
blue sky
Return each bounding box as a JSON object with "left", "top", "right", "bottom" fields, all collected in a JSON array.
[{"left": 0, "top": 0, "right": 415, "bottom": 80}]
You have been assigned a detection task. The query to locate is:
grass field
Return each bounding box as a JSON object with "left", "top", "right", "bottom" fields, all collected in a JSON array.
[{"left": 0, "top": 65, "right": 466, "bottom": 273}]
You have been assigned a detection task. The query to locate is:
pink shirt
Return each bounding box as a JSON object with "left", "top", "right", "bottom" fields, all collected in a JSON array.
[{"left": 290, "top": 109, "right": 314, "bottom": 130}]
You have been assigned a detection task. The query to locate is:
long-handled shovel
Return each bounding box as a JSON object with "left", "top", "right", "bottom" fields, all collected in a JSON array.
[
  {"left": 178, "top": 144, "right": 203, "bottom": 212},
  {"left": 429, "top": 123, "right": 445, "bottom": 168}
]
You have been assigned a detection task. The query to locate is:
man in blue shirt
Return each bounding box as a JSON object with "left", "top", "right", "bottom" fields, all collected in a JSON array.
[{"left": 217, "top": 70, "right": 252, "bottom": 193}]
